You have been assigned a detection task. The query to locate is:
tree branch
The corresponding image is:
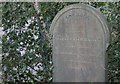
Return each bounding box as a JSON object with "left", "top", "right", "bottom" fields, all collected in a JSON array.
[{"left": 32, "top": 2, "right": 48, "bottom": 39}]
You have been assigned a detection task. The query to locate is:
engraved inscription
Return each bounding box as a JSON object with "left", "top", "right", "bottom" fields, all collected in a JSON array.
[{"left": 65, "top": 9, "right": 89, "bottom": 21}]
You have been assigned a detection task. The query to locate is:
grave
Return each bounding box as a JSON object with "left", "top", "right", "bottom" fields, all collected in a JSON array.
[{"left": 50, "top": 4, "right": 109, "bottom": 82}]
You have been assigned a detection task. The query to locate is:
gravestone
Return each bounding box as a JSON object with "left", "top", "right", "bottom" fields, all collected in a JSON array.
[{"left": 50, "top": 4, "right": 109, "bottom": 82}]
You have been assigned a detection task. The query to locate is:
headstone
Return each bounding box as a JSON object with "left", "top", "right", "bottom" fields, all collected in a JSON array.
[{"left": 50, "top": 4, "right": 109, "bottom": 82}]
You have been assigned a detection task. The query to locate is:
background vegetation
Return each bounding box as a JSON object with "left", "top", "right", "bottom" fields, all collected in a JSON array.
[{"left": 1, "top": 2, "right": 120, "bottom": 83}]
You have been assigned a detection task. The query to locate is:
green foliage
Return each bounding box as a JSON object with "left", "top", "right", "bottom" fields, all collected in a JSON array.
[
  {"left": 2, "top": 2, "right": 52, "bottom": 83},
  {"left": 1, "top": 2, "right": 120, "bottom": 83},
  {"left": 103, "top": 2, "right": 120, "bottom": 82}
]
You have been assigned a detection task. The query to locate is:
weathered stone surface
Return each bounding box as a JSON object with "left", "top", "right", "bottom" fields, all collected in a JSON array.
[{"left": 50, "top": 4, "right": 109, "bottom": 82}]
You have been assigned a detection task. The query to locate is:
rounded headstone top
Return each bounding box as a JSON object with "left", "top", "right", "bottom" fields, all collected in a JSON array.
[{"left": 50, "top": 4, "right": 110, "bottom": 47}]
